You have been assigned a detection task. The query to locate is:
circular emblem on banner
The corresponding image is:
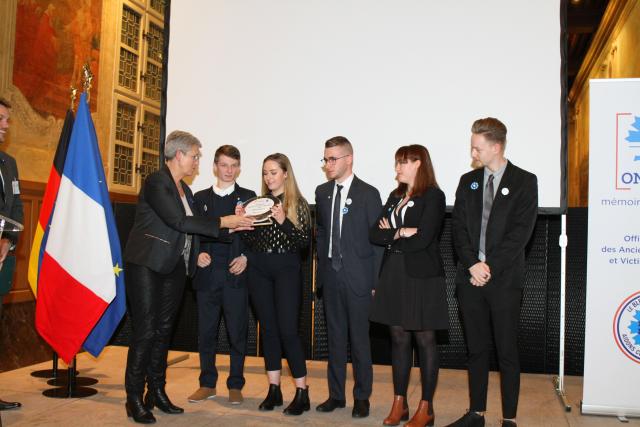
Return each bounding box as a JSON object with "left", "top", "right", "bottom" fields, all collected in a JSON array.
[{"left": 613, "top": 290, "right": 640, "bottom": 364}]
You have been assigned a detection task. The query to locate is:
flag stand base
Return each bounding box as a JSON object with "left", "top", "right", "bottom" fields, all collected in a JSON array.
[
  {"left": 42, "top": 386, "right": 97, "bottom": 398},
  {"left": 31, "top": 352, "right": 79, "bottom": 379},
  {"left": 47, "top": 376, "right": 98, "bottom": 387},
  {"left": 41, "top": 356, "right": 98, "bottom": 399}
]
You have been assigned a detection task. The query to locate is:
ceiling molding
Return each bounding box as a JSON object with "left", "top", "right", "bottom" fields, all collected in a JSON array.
[{"left": 568, "top": 0, "right": 635, "bottom": 102}]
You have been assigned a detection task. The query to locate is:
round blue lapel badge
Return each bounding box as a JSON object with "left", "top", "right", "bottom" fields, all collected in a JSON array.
[
  {"left": 343, "top": 207, "right": 349, "bottom": 214},
  {"left": 471, "top": 181, "right": 479, "bottom": 190}
]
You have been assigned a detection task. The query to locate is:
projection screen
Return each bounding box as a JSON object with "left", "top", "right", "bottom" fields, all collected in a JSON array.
[{"left": 165, "top": 0, "right": 562, "bottom": 209}]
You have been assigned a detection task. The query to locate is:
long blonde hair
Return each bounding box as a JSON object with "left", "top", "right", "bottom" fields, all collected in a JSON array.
[{"left": 261, "top": 153, "right": 308, "bottom": 227}]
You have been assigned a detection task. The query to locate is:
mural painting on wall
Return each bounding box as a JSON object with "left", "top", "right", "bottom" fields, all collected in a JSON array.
[{"left": 13, "top": 0, "right": 102, "bottom": 119}]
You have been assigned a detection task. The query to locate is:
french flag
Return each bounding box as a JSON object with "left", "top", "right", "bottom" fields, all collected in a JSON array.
[{"left": 35, "top": 93, "right": 123, "bottom": 364}]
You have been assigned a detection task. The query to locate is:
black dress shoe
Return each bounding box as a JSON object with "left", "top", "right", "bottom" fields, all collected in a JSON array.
[
  {"left": 445, "top": 411, "right": 485, "bottom": 427},
  {"left": 259, "top": 384, "right": 283, "bottom": 411},
  {"left": 126, "top": 395, "right": 156, "bottom": 424},
  {"left": 283, "top": 386, "right": 310, "bottom": 416},
  {"left": 316, "top": 397, "right": 346, "bottom": 412},
  {"left": 501, "top": 420, "right": 517, "bottom": 427},
  {"left": 352, "top": 399, "right": 370, "bottom": 418},
  {"left": 0, "top": 399, "right": 21, "bottom": 411},
  {"left": 144, "top": 388, "right": 184, "bottom": 414}
]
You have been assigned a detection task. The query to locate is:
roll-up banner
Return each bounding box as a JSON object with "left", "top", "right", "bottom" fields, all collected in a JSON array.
[{"left": 584, "top": 78, "right": 640, "bottom": 417}]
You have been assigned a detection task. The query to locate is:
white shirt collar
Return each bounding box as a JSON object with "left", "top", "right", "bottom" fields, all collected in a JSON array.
[
  {"left": 335, "top": 173, "right": 354, "bottom": 193},
  {"left": 212, "top": 183, "right": 236, "bottom": 197}
]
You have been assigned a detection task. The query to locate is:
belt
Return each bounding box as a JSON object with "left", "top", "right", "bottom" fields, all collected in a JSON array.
[{"left": 385, "top": 247, "right": 404, "bottom": 254}]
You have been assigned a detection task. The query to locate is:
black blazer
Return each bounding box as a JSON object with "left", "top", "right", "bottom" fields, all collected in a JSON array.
[
  {"left": 0, "top": 152, "right": 24, "bottom": 245},
  {"left": 451, "top": 161, "right": 538, "bottom": 289},
  {"left": 124, "top": 166, "right": 225, "bottom": 277},
  {"left": 370, "top": 187, "right": 446, "bottom": 279},
  {"left": 315, "top": 176, "right": 383, "bottom": 296},
  {"left": 192, "top": 183, "right": 256, "bottom": 290}
]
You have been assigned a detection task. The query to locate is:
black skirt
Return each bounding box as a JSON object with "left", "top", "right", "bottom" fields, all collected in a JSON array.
[{"left": 370, "top": 253, "right": 449, "bottom": 330}]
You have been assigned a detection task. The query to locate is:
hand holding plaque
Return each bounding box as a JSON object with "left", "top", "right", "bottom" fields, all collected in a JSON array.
[{"left": 242, "top": 195, "right": 279, "bottom": 226}]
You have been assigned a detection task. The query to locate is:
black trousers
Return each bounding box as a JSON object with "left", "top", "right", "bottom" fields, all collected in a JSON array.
[
  {"left": 323, "top": 267, "right": 373, "bottom": 401},
  {"left": 247, "top": 252, "right": 307, "bottom": 379},
  {"left": 457, "top": 284, "right": 522, "bottom": 419},
  {"left": 197, "top": 264, "right": 248, "bottom": 390},
  {"left": 124, "top": 261, "right": 186, "bottom": 396}
]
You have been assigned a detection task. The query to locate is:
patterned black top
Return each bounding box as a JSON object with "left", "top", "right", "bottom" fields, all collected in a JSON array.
[{"left": 242, "top": 193, "right": 311, "bottom": 254}]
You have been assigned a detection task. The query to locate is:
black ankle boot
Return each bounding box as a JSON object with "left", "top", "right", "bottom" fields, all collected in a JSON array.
[
  {"left": 258, "top": 384, "right": 283, "bottom": 411},
  {"left": 126, "top": 395, "right": 156, "bottom": 424},
  {"left": 283, "top": 386, "right": 310, "bottom": 416},
  {"left": 144, "top": 387, "right": 184, "bottom": 414}
]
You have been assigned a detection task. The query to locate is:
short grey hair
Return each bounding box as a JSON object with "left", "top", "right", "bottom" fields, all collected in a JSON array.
[{"left": 164, "top": 130, "right": 201, "bottom": 160}]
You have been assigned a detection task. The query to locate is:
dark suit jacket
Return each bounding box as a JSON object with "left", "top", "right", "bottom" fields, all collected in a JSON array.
[
  {"left": 370, "top": 187, "right": 446, "bottom": 279},
  {"left": 124, "top": 166, "right": 225, "bottom": 277},
  {"left": 0, "top": 151, "right": 24, "bottom": 245},
  {"left": 192, "top": 183, "right": 256, "bottom": 290},
  {"left": 315, "top": 176, "right": 383, "bottom": 296},
  {"left": 452, "top": 161, "right": 538, "bottom": 289}
]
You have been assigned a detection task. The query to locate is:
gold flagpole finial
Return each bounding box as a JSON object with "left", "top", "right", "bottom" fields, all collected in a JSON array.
[
  {"left": 70, "top": 86, "right": 78, "bottom": 112},
  {"left": 82, "top": 63, "right": 94, "bottom": 102}
]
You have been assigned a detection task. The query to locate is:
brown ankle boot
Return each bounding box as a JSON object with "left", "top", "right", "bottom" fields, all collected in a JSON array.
[
  {"left": 404, "top": 400, "right": 434, "bottom": 427},
  {"left": 383, "top": 395, "right": 409, "bottom": 426}
]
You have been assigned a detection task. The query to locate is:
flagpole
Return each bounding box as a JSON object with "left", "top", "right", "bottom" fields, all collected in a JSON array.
[
  {"left": 70, "top": 86, "right": 77, "bottom": 112},
  {"left": 81, "top": 64, "right": 93, "bottom": 103}
]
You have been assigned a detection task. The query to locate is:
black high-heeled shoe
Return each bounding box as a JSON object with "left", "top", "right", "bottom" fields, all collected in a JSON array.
[
  {"left": 144, "top": 387, "right": 184, "bottom": 414},
  {"left": 258, "top": 384, "right": 283, "bottom": 411},
  {"left": 126, "top": 395, "right": 156, "bottom": 424},
  {"left": 283, "top": 386, "right": 310, "bottom": 416}
]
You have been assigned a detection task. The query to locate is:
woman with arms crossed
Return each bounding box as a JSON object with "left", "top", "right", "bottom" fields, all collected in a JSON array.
[{"left": 370, "top": 145, "right": 448, "bottom": 427}]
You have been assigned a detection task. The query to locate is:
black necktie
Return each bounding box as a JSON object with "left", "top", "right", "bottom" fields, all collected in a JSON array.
[
  {"left": 331, "top": 184, "right": 343, "bottom": 271},
  {"left": 479, "top": 174, "right": 494, "bottom": 257}
]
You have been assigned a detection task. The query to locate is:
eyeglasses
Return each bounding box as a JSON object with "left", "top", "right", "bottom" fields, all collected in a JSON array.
[
  {"left": 182, "top": 151, "right": 201, "bottom": 161},
  {"left": 321, "top": 154, "right": 350, "bottom": 166}
]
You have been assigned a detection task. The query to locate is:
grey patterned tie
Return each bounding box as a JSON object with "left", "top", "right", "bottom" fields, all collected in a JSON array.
[
  {"left": 331, "top": 184, "right": 343, "bottom": 271},
  {"left": 479, "top": 174, "right": 494, "bottom": 257}
]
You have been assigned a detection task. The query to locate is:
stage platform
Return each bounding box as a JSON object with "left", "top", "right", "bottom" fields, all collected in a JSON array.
[{"left": 0, "top": 346, "right": 635, "bottom": 426}]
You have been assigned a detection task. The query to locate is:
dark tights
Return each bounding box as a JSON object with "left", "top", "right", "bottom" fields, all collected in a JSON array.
[{"left": 389, "top": 326, "right": 439, "bottom": 405}]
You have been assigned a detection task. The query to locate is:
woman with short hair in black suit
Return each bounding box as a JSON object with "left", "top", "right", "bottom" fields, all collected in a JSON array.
[
  {"left": 370, "top": 145, "right": 448, "bottom": 427},
  {"left": 241, "top": 153, "right": 312, "bottom": 416},
  {"left": 123, "top": 130, "right": 253, "bottom": 424}
]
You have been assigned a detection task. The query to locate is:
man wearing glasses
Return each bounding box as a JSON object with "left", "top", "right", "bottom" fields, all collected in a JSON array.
[{"left": 314, "top": 136, "right": 382, "bottom": 418}]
